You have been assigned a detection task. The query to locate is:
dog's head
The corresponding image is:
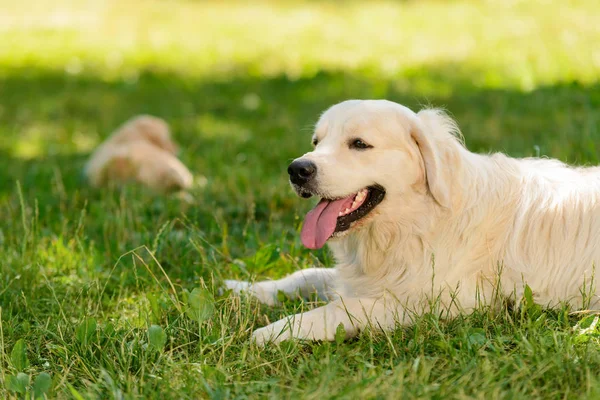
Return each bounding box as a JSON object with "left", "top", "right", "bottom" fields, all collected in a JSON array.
[
  {"left": 111, "top": 115, "right": 178, "bottom": 154},
  {"left": 289, "top": 100, "right": 463, "bottom": 249}
]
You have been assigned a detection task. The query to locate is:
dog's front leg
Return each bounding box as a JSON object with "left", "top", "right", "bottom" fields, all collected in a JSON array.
[
  {"left": 252, "top": 297, "right": 400, "bottom": 345},
  {"left": 224, "top": 268, "right": 336, "bottom": 306}
]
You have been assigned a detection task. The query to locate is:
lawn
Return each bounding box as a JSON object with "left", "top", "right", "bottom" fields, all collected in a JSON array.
[{"left": 1, "top": 0, "right": 600, "bottom": 398}]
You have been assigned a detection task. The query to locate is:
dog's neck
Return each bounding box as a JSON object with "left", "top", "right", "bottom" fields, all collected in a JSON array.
[{"left": 328, "top": 195, "right": 436, "bottom": 298}]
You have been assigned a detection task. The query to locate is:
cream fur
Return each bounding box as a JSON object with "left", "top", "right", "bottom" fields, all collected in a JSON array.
[
  {"left": 226, "top": 99, "right": 600, "bottom": 345},
  {"left": 85, "top": 115, "right": 193, "bottom": 193}
]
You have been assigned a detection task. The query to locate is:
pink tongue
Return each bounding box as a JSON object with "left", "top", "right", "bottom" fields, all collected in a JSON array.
[{"left": 301, "top": 195, "right": 354, "bottom": 249}]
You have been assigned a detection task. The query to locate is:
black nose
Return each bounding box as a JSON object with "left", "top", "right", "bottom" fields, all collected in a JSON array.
[{"left": 288, "top": 159, "right": 317, "bottom": 185}]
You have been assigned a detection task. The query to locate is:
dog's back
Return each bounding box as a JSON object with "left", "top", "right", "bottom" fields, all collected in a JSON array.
[{"left": 498, "top": 158, "right": 600, "bottom": 307}]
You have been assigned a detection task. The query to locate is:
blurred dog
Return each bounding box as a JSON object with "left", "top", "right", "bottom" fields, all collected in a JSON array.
[
  {"left": 226, "top": 99, "right": 600, "bottom": 345},
  {"left": 85, "top": 115, "right": 193, "bottom": 193}
]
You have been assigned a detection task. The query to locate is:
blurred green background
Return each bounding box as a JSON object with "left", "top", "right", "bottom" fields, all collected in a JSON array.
[{"left": 1, "top": 0, "right": 600, "bottom": 398}]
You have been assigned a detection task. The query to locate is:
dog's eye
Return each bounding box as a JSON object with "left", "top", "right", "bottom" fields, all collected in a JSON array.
[
  {"left": 349, "top": 139, "right": 372, "bottom": 150},
  {"left": 312, "top": 138, "right": 318, "bottom": 147}
]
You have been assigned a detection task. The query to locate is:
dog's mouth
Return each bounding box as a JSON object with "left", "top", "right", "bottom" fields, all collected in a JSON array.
[{"left": 300, "top": 185, "right": 386, "bottom": 249}]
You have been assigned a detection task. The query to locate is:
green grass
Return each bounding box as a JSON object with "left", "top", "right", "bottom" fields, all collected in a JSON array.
[{"left": 1, "top": 0, "right": 600, "bottom": 398}]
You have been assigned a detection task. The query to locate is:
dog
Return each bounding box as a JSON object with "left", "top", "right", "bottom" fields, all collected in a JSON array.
[
  {"left": 226, "top": 99, "right": 600, "bottom": 345},
  {"left": 85, "top": 115, "right": 193, "bottom": 193}
]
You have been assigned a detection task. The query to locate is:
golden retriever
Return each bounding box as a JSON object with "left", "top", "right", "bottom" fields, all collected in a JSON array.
[
  {"left": 85, "top": 115, "right": 193, "bottom": 193},
  {"left": 226, "top": 99, "right": 600, "bottom": 345}
]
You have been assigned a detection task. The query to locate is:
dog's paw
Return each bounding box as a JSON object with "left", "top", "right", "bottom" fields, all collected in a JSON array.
[
  {"left": 217, "top": 280, "right": 248, "bottom": 296},
  {"left": 223, "top": 279, "right": 251, "bottom": 293},
  {"left": 221, "top": 280, "right": 279, "bottom": 306},
  {"left": 251, "top": 311, "right": 331, "bottom": 346},
  {"left": 251, "top": 321, "right": 293, "bottom": 346}
]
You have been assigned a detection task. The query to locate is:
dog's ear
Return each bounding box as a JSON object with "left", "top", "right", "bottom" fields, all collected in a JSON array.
[{"left": 411, "top": 109, "right": 462, "bottom": 209}]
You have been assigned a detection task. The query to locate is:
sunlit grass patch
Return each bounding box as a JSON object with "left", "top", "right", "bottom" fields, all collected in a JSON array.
[{"left": 1, "top": 0, "right": 599, "bottom": 87}]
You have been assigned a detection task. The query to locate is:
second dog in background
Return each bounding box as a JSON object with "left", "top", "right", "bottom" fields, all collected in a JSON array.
[{"left": 85, "top": 115, "right": 193, "bottom": 194}]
